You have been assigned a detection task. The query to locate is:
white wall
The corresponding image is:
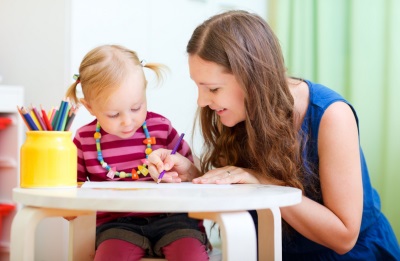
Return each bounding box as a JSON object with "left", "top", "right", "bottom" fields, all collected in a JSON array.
[
  {"left": 68, "top": 0, "right": 268, "bottom": 154},
  {"left": 0, "top": 0, "right": 267, "bottom": 260}
]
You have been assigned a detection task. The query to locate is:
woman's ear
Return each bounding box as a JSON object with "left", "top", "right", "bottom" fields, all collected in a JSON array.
[{"left": 80, "top": 98, "right": 95, "bottom": 116}]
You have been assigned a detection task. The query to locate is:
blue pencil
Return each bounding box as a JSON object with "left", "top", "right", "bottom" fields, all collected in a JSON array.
[
  {"left": 20, "top": 107, "right": 39, "bottom": 131},
  {"left": 55, "top": 99, "right": 69, "bottom": 131}
]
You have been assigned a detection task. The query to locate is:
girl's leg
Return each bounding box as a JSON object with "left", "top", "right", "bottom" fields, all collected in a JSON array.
[
  {"left": 94, "top": 238, "right": 145, "bottom": 261},
  {"left": 162, "top": 237, "right": 209, "bottom": 261}
]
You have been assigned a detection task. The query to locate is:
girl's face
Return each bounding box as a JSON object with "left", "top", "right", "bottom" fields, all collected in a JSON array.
[
  {"left": 189, "top": 55, "right": 246, "bottom": 127},
  {"left": 84, "top": 68, "right": 147, "bottom": 139}
]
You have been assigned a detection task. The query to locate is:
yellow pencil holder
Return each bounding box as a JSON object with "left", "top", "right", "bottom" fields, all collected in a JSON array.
[{"left": 20, "top": 131, "right": 77, "bottom": 188}]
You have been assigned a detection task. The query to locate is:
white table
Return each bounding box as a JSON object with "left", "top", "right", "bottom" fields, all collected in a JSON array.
[{"left": 10, "top": 182, "right": 301, "bottom": 261}]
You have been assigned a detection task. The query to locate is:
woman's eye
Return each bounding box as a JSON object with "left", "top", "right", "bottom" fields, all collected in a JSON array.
[{"left": 210, "top": 88, "right": 219, "bottom": 93}]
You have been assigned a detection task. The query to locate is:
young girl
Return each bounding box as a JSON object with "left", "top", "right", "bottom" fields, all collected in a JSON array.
[
  {"left": 65, "top": 44, "right": 209, "bottom": 261},
  {"left": 147, "top": 10, "right": 400, "bottom": 260}
]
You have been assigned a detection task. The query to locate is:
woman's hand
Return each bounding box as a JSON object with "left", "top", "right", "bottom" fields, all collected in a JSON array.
[
  {"left": 192, "top": 166, "right": 261, "bottom": 184},
  {"left": 147, "top": 149, "right": 201, "bottom": 183}
]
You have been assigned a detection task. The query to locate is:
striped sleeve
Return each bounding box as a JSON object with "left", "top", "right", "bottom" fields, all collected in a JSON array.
[{"left": 73, "top": 127, "right": 89, "bottom": 182}]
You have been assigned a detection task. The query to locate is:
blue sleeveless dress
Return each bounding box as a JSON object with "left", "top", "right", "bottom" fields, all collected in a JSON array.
[{"left": 282, "top": 80, "right": 400, "bottom": 260}]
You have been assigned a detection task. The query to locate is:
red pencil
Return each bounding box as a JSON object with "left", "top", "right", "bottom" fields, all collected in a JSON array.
[{"left": 40, "top": 105, "right": 53, "bottom": 131}]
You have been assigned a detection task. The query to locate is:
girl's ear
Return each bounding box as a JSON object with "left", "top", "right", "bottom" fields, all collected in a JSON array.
[{"left": 80, "top": 98, "right": 95, "bottom": 116}]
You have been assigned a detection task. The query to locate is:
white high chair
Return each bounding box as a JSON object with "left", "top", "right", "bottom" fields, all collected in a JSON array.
[{"left": 68, "top": 214, "right": 222, "bottom": 261}]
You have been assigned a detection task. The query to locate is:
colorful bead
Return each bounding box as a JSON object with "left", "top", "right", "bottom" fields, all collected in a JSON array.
[
  {"left": 141, "top": 159, "right": 149, "bottom": 164},
  {"left": 106, "top": 167, "right": 116, "bottom": 179},
  {"left": 131, "top": 169, "right": 139, "bottom": 180},
  {"left": 94, "top": 132, "right": 101, "bottom": 139},
  {"left": 143, "top": 137, "right": 156, "bottom": 145},
  {"left": 138, "top": 165, "right": 149, "bottom": 176},
  {"left": 95, "top": 121, "right": 153, "bottom": 179}
]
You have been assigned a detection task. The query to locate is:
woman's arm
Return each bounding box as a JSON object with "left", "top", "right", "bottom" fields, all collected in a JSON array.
[
  {"left": 192, "top": 101, "right": 363, "bottom": 254},
  {"left": 281, "top": 101, "right": 363, "bottom": 254}
]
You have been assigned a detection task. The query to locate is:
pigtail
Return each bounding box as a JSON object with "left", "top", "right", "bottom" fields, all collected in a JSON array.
[
  {"left": 65, "top": 75, "right": 81, "bottom": 105},
  {"left": 143, "top": 62, "right": 169, "bottom": 86}
]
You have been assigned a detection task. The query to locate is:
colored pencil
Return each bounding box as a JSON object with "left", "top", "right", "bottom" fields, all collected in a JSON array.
[
  {"left": 51, "top": 108, "right": 60, "bottom": 130},
  {"left": 65, "top": 105, "right": 78, "bottom": 131},
  {"left": 40, "top": 105, "right": 53, "bottom": 131},
  {"left": 56, "top": 99, "right": 68, "bottom": 131},
  {"left": 48, "top": 107, "right": 55, "bottom": 121},
  {"left": 18, "top": 99, "right": 78, "bottom": 132},
  {"left": 17, "top": 106, "right": 31, "bottom": 130},
  {"left": 20, "top": 107, "right": 39, "bottom": 130},
  {"left": 29, "top": 109, "right": 43, "bottom": 131},
  {"left": 31, "top": 105, "right": 47, "bottom": 131}
]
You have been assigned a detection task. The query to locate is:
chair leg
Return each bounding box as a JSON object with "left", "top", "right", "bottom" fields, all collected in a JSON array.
[
  {"left": 69, "top": 213, "right": 96, "bottom": 261},
  {"left": 189, "top": 211, "right": 257, "bottom": 261},
  {"left": 257, "top": 207, "right": 282, "bottom": 261},
  {"left": 10, "top": 206, "right": 93, "bottom": 261}
]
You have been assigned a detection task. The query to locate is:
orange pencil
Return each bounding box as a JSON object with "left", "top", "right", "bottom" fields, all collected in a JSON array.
[
  {"left": 50, "top": 107, "right": 58, "bottom": 129},
  {"left": 17, "top": 106, "right": 31, "bottom": 130}
]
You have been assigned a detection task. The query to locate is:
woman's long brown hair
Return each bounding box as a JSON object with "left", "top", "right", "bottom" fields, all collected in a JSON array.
[{"left": 187, "top": 10, "right": 304, "bottom": 191}]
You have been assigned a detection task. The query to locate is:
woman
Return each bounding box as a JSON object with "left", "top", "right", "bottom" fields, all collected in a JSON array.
[{"left": 148, "top": 10, "right": 400, "bottom": 260}]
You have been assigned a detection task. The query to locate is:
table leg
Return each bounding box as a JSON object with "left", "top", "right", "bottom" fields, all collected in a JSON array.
[
  {"left": 189, "top": 211, "right": 257, "bottom": 261},
  {"left": 10, "top": 206, "right": 93, "bottom": 261},
  {"left": 257, "top": 207, "right": 282, "bottom": 261},
  {"left": 69, "top": 212, "right": 96, "bottom": 261}
]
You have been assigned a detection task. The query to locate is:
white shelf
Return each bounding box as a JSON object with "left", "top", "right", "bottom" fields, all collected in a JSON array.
[
  {"left": 0, "top": 85, "right": 23, "bottom": 256},
  {"left": 0, "top": 158, "right": 17, "bottom": 169},
  {"left": 0, "top": 86, "right": 23, "bottom": 112}
]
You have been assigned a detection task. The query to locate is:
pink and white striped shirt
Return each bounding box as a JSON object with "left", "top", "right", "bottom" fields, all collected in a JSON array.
[
  {"left": 74, "top": 111, "right": 193, "bottom": 182},
  {"left": 73, "top": 111, "right": 194, "bottom": 225}
]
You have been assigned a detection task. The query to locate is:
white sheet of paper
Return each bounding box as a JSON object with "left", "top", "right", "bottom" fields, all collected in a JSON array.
[{"left": 81, "top": 181, "right": 232, "bottom": 189}]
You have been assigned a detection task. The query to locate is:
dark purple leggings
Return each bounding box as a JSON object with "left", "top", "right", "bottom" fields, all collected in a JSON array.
[{"left": 94, "top": 237, "right": 209, "bottom": 261}]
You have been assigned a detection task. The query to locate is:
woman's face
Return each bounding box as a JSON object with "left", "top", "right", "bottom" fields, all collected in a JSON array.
[{"left": 189, "top": 55, "right": 246, "bottom": 127}]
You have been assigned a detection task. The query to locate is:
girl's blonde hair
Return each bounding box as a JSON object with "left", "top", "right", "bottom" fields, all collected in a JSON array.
[{"left": 66, "top": 44, "right": 165, "bottom": 105}]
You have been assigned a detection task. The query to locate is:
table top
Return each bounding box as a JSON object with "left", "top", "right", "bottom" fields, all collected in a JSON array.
[{"left": 13, "top": 182, "right": 302, "bottom": 213}]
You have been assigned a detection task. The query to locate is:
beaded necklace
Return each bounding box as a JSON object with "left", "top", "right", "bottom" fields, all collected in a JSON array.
[{"left": 94, "top": 121, "right": 156, "bottom": 179}]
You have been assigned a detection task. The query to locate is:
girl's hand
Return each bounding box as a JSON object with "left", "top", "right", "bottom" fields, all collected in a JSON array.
[
  {"left": 147, "top": 149, "right": 200, "bottom": 183},
  {"left": 192, "top": 166, "right": 261, "bottom": 184}
]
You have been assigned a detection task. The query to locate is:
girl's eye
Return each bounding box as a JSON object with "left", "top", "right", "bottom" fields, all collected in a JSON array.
[
  {"left": 210, "top": 88, "right": 219, "bottom": 93},
  {"left": 131, "top": 106, "right": 141, "bottom": 112},
  {"left": 108, "top": 113, "right": 119, "bottom": 118}
]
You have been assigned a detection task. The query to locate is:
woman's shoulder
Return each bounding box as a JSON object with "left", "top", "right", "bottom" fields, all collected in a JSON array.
[
  {"left": 304, "top": 79, "right": 345, "bottom": 102},
  {"left": 302, "top": 79, "right": 349, "bottom": 112}
]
